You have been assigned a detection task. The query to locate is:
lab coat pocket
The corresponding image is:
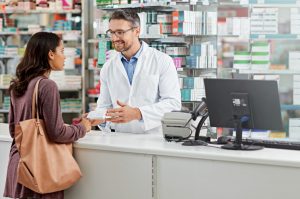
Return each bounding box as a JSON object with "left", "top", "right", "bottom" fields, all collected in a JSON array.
[{"left": 137, "top": 75, "right": 159, "bottom": 103}]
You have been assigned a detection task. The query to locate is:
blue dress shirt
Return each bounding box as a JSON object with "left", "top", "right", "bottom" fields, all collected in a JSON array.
[{"left": 121, "top": 43, "right": 143, "bottom": 85}]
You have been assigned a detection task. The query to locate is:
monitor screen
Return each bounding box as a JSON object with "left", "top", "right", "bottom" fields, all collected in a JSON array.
[
  {"left": 204, "top": 78, "right": 283, "bottom": 150},
  {"left": 204, "top": 78, "right": 283, "bottom": 132}
]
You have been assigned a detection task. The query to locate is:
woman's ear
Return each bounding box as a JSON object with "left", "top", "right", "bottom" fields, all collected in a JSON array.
[{"left": 48, "top": 50, "right": 54, "bottom": 60}]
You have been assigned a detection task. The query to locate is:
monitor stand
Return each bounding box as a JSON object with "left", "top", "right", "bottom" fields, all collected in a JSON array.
[{"left": 221, "top": 117, "right": 263, "bottom": 151}]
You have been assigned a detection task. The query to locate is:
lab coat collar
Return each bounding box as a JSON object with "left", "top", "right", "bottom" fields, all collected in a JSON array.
[
  {"left": 120, "top": 41, "right": 144, "bottom": 62},
  {"left": 116, "top": 41, "right": 149, "bottom": 86}
]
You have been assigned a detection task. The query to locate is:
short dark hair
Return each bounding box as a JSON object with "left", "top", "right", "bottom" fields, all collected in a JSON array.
[
  {"left": 9, "top": 32, "right": 61, "bottom": 97},
  {"left": 109, "top": 9, "right": 140, "bottom": 27}
]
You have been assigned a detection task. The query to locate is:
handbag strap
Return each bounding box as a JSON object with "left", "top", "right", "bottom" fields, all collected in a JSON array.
[{"left": 31, "top": 78, "right": 43, "bottom": 120}]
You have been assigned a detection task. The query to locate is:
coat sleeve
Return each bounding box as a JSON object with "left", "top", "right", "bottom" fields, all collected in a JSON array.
[
  {"left": 139, "top": 55, "right": 182, "bottom": 131},
  {"left": 38, "top": 79, "right": 86, "bottom": 143}
]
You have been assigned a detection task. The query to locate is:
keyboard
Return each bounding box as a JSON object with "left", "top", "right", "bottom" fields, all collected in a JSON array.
[{"left": 240, "top": 138, "right": 300, "bottom": 150}]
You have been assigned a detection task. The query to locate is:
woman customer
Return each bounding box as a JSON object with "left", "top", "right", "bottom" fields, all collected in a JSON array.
[{"left": 3, "top": 32, "right": 91, "bottom": 199}]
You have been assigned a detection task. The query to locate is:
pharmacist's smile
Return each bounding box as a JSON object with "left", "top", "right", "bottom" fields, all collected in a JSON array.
[{"left": 114, "top": 41, "right": 125, "bottom": 46}]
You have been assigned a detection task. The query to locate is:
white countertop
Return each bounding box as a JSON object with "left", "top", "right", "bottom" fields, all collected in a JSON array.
[{"left": 1, "top": 123, "right": 300, "bottom": 168}]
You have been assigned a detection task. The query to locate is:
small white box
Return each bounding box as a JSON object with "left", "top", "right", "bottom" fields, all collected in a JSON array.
[{"left": 289, "top": 118, "right": 300, "bottom": 126}]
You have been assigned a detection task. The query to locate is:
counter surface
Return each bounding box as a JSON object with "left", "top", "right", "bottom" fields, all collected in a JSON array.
[{"left": 1, "top": 123, "right": 300, "bottom": 168}]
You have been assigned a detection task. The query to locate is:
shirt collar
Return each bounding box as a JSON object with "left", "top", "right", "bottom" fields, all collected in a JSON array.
[{"left": 121, "top": 42, "right": 143, "bottom": 62}]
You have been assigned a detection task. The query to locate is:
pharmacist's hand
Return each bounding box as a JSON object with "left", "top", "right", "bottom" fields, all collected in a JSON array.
[
  {"left": 80, "top": 118, "right": 92, "bottom": 132},
  {"left": 106, "top": 100, "right": 142, "bottom": 123},
  {"left": 82, "top": 113, "right": 105, "bottom": 126}
]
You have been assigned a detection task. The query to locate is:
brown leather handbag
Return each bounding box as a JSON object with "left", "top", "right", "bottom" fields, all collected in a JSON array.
[{"left": 14, "top": 78, "right": 82, "bottom": 194}]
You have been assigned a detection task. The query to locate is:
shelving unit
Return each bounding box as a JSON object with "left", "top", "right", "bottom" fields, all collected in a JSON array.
[
  {"left": 86, "top": 0, "right": 300, "bottom": 139},
  {"left": 217, "top": 0, "right": 300, "bottom": 139},
  {"left": 0, "top": 1, "right": 86, "bottom": 123},
  {"left": 89, "top": 0, "right": 218, "bottom": 112}
]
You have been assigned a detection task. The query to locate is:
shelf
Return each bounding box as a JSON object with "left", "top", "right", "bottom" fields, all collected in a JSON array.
[
  {"left": 88, "top": 94, "right": 99, "bottom": 98},
  {"left": 0, "top": 9, "right": 81, "bottom": 14},
  {"left": 0, "top": 30, "right": 81, "bottom": 36},
  {"left": 140, "top": 34, "right": 168, "bottom": 39},
  {"left": 58, "top": 88, "right": 81, "bottom": 92},
  {"left": 281, "top": 105, "right": 300, "bottom": 111},
  {"left": 0, "top": 109, "right": 82, "bottom": 114},
  {"left": 235, "top": 69, "right": 300, "bottom": 75},
  {"left": 0, "top": 55, "right": 21, "bottom": 59},
  {"left": 89, "top": 35, "right": 168, "bottom": 42},
  {"left": 0, "top": 86, "right": 81, "bottom": 91},
  {"left": 61, "top": 109, "right": 82, "bottom": 113},
  {"left": 98, "top": 2, "right": 172, "bottom": 10},
  {"left": 0, "top": 109, "right": 9, "bottom": 113},
  {"left": 218, "top": 2, "right": 249, "bottom": 7},
  {"left": 182, "top": 101, "right": 200, "bottom": 103},
  {"left": 250, "top": 34, "right": 300, "bottom": 40},
  {"left": 177, "top": 68, "right": 217, "bottom": 72},
  {"left": 222, "top": 52, "right": 234, "bottom": 58},
  {"left": 88, "top": 39, "right": 102, "bottom": 44},
  {"left": 154, "top": 37, "right": 186, "bottom": 44},
  {"left": 0, "top": 86, "right": 9, "bottom": 89},
  {"left": 250, "top": 2, "right": 300, "bottom": 8}
]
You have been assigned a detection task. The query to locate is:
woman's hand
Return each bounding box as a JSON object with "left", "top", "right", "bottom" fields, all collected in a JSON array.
[
  {"left": 80, "top": 118, "right": 92, "bottom": 132},
  {"left": 82, "top": 113, "right": 105, "bottom": 126}
]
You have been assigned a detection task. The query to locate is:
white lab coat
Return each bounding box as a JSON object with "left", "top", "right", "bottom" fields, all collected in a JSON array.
[{"left": 96, "top": 41, "right": 181, "bottom": 133}]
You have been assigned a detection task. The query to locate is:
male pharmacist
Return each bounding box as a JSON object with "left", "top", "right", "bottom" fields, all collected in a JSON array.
[{"left": 92, "top": 9, "right": 181, "bottom": 133}]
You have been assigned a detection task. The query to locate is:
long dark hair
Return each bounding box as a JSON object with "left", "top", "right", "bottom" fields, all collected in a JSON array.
[{"left": 9, "top": 32, "right": 61, "bottom": 97}]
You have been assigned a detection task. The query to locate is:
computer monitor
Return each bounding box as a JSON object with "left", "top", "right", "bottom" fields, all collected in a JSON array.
[{"left": 204, "top": 78, "right": 283, "bottom": 150}]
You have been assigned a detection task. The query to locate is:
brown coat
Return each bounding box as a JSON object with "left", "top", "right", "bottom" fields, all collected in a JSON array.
[{"left": 3, "top": 76, "right": 86, "bottom": 199}]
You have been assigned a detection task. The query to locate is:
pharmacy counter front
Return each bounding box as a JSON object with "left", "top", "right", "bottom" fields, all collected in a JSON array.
[{"left": 1, "top": 123, "right": 300, "bottom": 199}]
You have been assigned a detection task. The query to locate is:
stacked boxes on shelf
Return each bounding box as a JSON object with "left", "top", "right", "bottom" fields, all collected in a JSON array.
[
  {"left": 293, "top": 75, "right": 300, "bottom": 105},
  {"left": 50, "top": 71, "right": 81, "bottom": 90},
  {"left": 180, "top": 74, "right": 216, "bottom": 101},
  {"left": 53, "top": 20, "right": 73, "bottom": 31},
  {"left": 165, "top": 46, "right": 187, "bottom": 69},
  {"left": 180, "top": 77, "right": 205, "bottom": 101},
  {"left": 0, "top": 74, "right": 13, "bottom": 88},
  {"left": 2, "top": 96, "right": 10, "bottom": 110},
  {"left": 157, "top": 13, "right": 172, "bottom": 35},
  {"left": 14, "top": 1, "right": 36, "bottom": 10},
  {"left": 96, "top": 0, "right": 170, "bottom": 6},
  {"left": 64, "top": 47, "right": 77, "bottom": 69},
  {"left": 289, "top": 51, "right": 300, "bottom": 70},
  {"left": 138, "top": 11, "right": 171, "bottom": 36},
  {"left": 186, "top": 42, "right": 217, "bottom": 69},
  {"left": 172, "top": 10, "right": 217, "bottom": 35},
  {"left": 233, "top": 41, "right": 270, "bottom": 70},
  {"left": 96, "top": 0, "right": 113, "bottom": 5},
  {"left": 251, "top": 41, "right": 270, "bottom": 70},
  {"left": 250, "top": 8, "right": 278, "bottom": 34},
  {"left": 0, "top": 18, "right": 2, "bottom": 32},
  {"left": 0, "top": 46, "right": 19, "bottom": 57},
  {"left": 233, "top": 52, "right": 251, "bottom": 70},
  {"left": 5, "top": 0, "right": 79, "bottom": 11},
  {"left": 97, "top": 39, "right": 112, "bottom": 66},
  {"left": 289, "top": 118, "right": 300, "bottom": 139},
  {"left": 291, "top": 8, "right": 300, "bottom": 34},
  {"left": 60, "top": 98, "right": 82, "bottom": 112},
  {"left": 218, "top": 17, "right": 250, "bottom": 38}
]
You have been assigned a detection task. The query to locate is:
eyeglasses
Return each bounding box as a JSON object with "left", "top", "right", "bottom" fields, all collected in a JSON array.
[{"left": 106, "top": 27, "right": 136, "bottom": 38}]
